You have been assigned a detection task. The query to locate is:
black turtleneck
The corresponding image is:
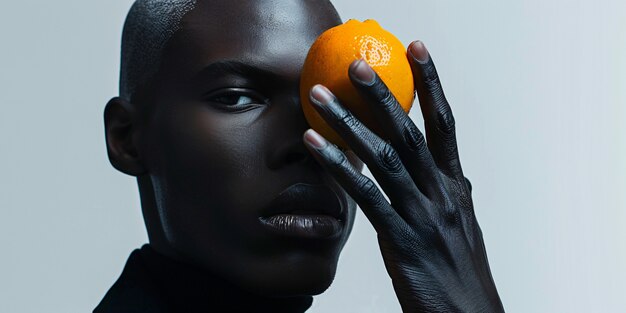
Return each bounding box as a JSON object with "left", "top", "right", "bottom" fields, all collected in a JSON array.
[{"left": 94, "top": 244, "right": 314, "bottom": 313}]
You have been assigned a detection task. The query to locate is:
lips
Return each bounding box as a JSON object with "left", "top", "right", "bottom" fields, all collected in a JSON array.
[
  {"left": 260, "top": 183, "right": 343, "bottom": 220},
  {"left": 258, "top": 183, "right": 345, "bottom": 239}
]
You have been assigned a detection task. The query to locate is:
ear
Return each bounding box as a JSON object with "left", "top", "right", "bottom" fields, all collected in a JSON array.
[{"left": 104, "top": 97, "right": 146, "bottom": 176}]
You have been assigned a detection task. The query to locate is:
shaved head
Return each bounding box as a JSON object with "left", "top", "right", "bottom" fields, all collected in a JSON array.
[
  {"left": 120, "top": 0, "right": 197, "bottom": 102},
  {"left": 106, "top": 0, "right": 354, "bottom": 298}
]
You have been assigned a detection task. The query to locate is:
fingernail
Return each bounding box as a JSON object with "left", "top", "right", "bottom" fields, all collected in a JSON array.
[
  {"left": 349, "top": 59, "right": 375, "bottom": 85},
  {"left": 310, "top": 84, "right": 335, "bottom": 106},
  {"left": 409, "top": 40, "right": 429, "bottom": 64},
  {"left": 303, "top": 129, "right": 327, "bottom": 149}
]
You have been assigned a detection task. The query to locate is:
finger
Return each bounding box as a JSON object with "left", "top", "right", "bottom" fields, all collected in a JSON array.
[
  {"left": 408, "top": 41, "right": 464, "bottom": 180},
  {"left": 348, "top": 59, "right": 445, "bottom": 200},
  {"left": 302, "top": 129, "right": 402, "bottom": 234},
  {"left": 309, "top": 85, "right": 430, "bottom": 218}
]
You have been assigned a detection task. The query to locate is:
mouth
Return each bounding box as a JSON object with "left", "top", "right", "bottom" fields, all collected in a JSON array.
[{"left": 259, "top": 183, "right": 344, "bottom": 239}]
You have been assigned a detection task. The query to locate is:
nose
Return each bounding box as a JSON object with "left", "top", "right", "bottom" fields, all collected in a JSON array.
[
  {"left": 269, "top": 137, "right": 312, "bottom": 168},
  {"left": 266, "top": 94, "right": 317, "bottom": 169}
]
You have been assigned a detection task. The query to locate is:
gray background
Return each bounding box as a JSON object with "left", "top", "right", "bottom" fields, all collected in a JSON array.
[{"left": 1, "top": 0, "right": 624, "bottom": 312}]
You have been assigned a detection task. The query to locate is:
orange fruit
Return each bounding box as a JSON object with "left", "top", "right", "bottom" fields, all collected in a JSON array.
[{"left": 300, "top": 19, "right": 415, "bottom": 148}]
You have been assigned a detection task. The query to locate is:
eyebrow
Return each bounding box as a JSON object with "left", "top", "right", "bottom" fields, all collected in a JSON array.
[{"left": 193, "top": 60, "right": 294, "bottom": 85}]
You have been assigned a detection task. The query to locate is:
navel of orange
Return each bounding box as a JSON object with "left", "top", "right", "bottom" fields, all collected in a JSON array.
[{"left": 300, "top": 19, "right": 415, "bottom": 148}]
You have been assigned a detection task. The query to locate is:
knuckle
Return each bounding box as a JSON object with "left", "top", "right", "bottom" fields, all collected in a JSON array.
[
  {"left": 357, "top": 177, "right": 383, "bottom": 206},
  {"left": 376, "top": 142, "right": 403, "bottom": 173},
  {"left": 439, "top": 160, "right": 463, "bottom": 181},
  {"left": 436, "top": 109, "right": 456, "bottom": 135},
  {"left": 442, "top": 207, "right": 462, "bottom": 228},
  {"left": 378, "top": 88, "right": 397, "bottom": 112},
  {"left": 338, "top": 111, "right": 360, "bottom": 130},
  {"left": 359, "top": 178, "right": 377, "bottom": 196},
  {"left": 458, "top": 182, "right": 474, "bottom": 209},
  {"left": 403, "top": 123, "right": 427, "bottom": 152},
  {"left": 423, "top": 72, "right": 442, "bottom": 94},
  {"left": 328, "top": 147, "right": 349, "bottom": 167},
  {"left": 422, "top": 70, "right": 450, "bottom": 110}
]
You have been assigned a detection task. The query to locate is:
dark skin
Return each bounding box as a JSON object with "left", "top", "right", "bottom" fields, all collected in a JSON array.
[
  {"left": 105, "top": 0, "right": 504, "bottom": 311},
  {"left": 304, "top": 50, "right": 504, "bottom": 311}
]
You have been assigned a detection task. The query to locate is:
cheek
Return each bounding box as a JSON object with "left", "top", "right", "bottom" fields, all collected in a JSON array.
[
  {"left": 158, "top": 104, "right": 265, "bottom": 194},
  {"left": 145, "top": 104, "right": 271, "bottom": 248}
]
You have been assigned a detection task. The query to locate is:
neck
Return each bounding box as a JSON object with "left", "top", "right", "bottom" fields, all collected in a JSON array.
[{"left": 137, "top": 175, "right": 180, "bottom": 261}]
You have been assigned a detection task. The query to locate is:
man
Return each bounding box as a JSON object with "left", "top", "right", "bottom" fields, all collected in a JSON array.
[{"left": 97, "top": 0, "right": 505, "bottom": 312}]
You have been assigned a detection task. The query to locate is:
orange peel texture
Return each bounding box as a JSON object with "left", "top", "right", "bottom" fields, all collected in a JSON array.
[{"left": 300, "top": 19, "right": 415, "bottom": 148}]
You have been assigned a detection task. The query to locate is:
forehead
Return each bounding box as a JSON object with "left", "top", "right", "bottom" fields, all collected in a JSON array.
[{"left": 164, "top": 0, "right": 341, "bottom": 79}]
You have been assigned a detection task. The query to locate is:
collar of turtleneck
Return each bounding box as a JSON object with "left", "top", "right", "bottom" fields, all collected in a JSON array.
[{"left": 94, "top": 244, "right": 314, "bottom": 313}]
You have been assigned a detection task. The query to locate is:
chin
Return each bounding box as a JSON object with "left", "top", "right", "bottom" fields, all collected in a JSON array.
[{"left": 233, "top": 252, "right": 341, "bottom": 298}]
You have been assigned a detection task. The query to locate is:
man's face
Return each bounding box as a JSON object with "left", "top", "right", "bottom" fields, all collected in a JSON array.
[{"left": 136, "top": 0, "right": 362, "bottom": 296}]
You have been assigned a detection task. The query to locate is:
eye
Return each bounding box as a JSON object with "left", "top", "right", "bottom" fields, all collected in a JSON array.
[
  {"left": 204, "top": 88, "right": 268, "bottom": 112},
  {"left": 213, "top": 94, "right": 255, "bottom": 105}
]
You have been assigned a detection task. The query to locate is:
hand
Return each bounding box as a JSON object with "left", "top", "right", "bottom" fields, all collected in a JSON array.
[{"left": 302, "top": 41, "right": 505, "bottom": 313}]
